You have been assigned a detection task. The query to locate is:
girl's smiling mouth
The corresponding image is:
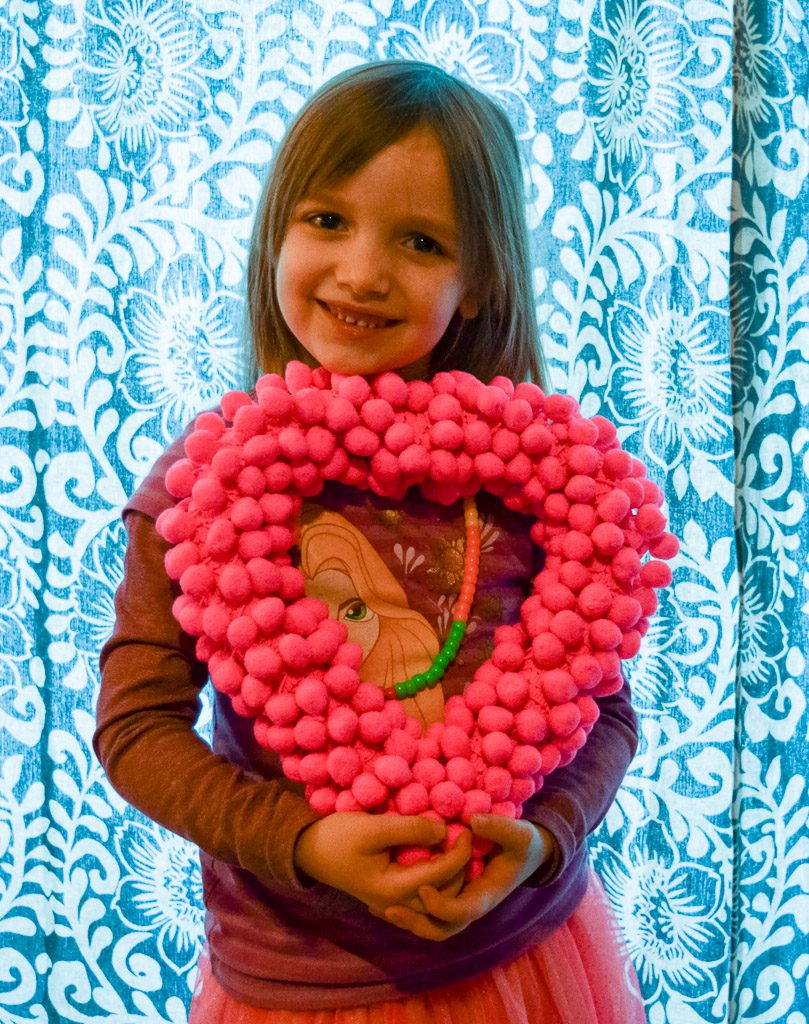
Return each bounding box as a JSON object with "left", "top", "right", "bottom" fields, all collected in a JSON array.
[{"left": 318, "top": 300, "right": 399, "bottom": 330}]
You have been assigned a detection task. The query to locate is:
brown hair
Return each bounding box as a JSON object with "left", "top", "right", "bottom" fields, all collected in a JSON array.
[{"left": 245, "top": 60, "right": 548, "bottom": 387}]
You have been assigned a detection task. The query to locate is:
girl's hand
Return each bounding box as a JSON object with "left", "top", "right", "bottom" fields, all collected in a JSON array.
[
  {"left": 293, "top": 812, "right": 472, "bottom": 917},
  {"left": 383, "top": 815, "right": 555, "bottom": 941}
]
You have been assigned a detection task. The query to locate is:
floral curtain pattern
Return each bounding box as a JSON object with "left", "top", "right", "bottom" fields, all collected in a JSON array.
[{"left": 1, "top": 0, "right": 806, "bottom": 1021}]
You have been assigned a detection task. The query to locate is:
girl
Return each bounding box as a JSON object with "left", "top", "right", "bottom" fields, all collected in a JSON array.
[{"left": 96, "top": 61, "right": 647, "bottom": 1022}]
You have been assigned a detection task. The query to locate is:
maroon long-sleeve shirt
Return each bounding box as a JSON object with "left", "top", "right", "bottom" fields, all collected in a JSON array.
[{"left": 95, "top": 430, "right": 638, "bottom": 1010}]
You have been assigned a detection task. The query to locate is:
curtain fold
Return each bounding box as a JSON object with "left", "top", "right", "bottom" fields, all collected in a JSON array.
[{"left": 0, "top": 0, "right": 806, "bottom": 1021}]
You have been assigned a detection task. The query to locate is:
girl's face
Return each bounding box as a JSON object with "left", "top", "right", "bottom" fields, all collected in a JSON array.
[{"left": 275, "top": 127, "right": 479, "bottom": 379}]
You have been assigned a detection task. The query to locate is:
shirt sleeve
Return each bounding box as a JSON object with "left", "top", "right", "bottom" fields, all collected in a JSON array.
[
  {"left": 519, "top": 679, "right": 639, "bottom": 886},
  {"left": 94, "top": 509, "right": 321, "bottom": 889}
]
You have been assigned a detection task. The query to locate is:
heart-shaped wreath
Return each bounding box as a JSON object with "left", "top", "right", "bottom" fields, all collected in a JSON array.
[{"left": 157, "top": 362, "right": 676, "bottom": 875}]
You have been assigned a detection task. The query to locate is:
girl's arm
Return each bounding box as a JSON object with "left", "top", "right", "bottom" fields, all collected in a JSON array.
[{"left": 95, "top": 509, "right": 322, "bottom": 887}]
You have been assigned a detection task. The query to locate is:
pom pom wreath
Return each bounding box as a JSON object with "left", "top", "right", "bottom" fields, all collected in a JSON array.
[{"left": 157, "top": 361, "right": 676, "bottom": 864}]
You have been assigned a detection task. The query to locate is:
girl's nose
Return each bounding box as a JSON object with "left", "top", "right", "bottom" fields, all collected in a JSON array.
[{"left": 333, "top": 235, "right": 390, "bottom": 298}]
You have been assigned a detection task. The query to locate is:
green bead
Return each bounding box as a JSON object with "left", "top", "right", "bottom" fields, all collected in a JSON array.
[
  {"left": 449, "top": 621, "right": 467, "bottom": 642},
  {"left": 395, "top": 682, "right": 410, "bottom": 699},
  {"left": 427, "top": 663, "right": 445, "bottom": 682},
  {"left": 435, "top": 651, "right": 451, "bottom": 669},
  {"left": 411, "top": 673, "right": 427, "bottom": 690}
]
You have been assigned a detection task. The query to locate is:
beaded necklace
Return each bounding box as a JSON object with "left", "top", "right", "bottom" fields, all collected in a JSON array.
[{"left": 387, "top": 496, "right": 480, "bottom": 701}]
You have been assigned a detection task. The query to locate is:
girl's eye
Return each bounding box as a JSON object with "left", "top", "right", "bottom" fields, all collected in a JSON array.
[
  {"left": 343, "top": 599, "right": 370, "bottom": 621},
  {"left": 406, "top": 233, "right": 444, "bottom": 256},
  {"left": 309, "top": 212, "right": 343, "bottom": 231}
]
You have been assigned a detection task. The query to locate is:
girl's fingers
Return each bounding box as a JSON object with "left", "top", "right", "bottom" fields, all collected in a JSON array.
[
  {"left": 365, "top": 813, "right": 447, "bottom": 849},
  {"left": 384, "top": 906, "right": 461, "bottom": 942},
  {"left": 416, "top": 883, "right": 488, "bottom": 924},
  {"left": 469, "top": 813, "right": 527, "bottom": 850},
  {"left": 390, "top": 828, "right": 472, "bottom": 891}
]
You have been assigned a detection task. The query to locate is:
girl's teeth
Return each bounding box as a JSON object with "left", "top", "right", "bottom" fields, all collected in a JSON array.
[{"left": 330, "top": 305, "right": 387, "bottom": 328}]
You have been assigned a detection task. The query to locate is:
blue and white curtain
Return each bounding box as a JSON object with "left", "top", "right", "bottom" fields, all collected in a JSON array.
[{"left": 1, "top": 0, "right": 807, "bottom": 1020}]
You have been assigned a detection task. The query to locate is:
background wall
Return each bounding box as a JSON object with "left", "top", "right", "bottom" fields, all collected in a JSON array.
[{"left": 1, "top": 0, "right": 807, "bottom": 1021}]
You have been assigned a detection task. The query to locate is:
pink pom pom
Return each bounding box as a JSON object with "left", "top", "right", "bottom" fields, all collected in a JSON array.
[
  {"left": 439, "top": 725, "right": 472, "bottom": 760},
  {"left": 397, "top": 845, "right": 432, "bottom": 866},
  {"left": 531, "top": 632, "right": 566, "bottom": 669},
  {"left": 218, "top": 564, "right": 252, "bottom": 604},
  {"left": 430, "top": 780, "right": 465, "bottom": 818},
  {"left": 294, "top": 678, "right": 329, "bottom": 716},
  {"left": 502, "top": 398, "right": 533, "bottom": 432},
  {"left": 478, "top": 705, "right": 514, "bottom": 734},
  {"left": 565, "top": 474, "right": 597, "bottom": 503},
  {"left": 325, "top": 396, "right": 359, "bottom": 433},
  {"left": 358, "top": 398, "right": 394, "bottom": 433},
  {"left": 561, "top": 531, "right": 594, "bottom": 562},
  {"left": 285, "top": 601, "right": 319, "bottom": 637},
  {"left": 604, "top": 449, "right": 632, "bottom": 479},
  {"left": 477, "top": 386, "right": 508, "bottom": 419},
  {"left": 294, "top": 716, "right": 327, "bottom": 751},
  {"left": 568, "top": 504, "right": 597, "bottom": 533},
  {"left": 428, "top": 393, "right": 463, "bottom": 424},
  {"left": 244, "top": 643, "right": 282, "bottom": 680},
  {"left": 570, "top": 654, "right": 603, "bottom": 689},
  {"left": 578, "top": 582, "right": 613, "bottom": 619},
  {"left": 185, "top": 430, "right": 218, "bottom": 465},
  {"left": 541, "top": 669, "right": 577, "bottom": 703},
  {"left": 266, "top": 693, "right": 299, "bottom": 725},
  {"left": 482, "top": 766, "right": 512, "bottom": 801},
  {"left": 305, "top": 426, "right": 335, "bottom": 465},
  {"left": 548, "top": 703, "right": 580, "bottom": 737},
  {"left": 195, "top": 411, "right": 226, "bottom": 436},
  {"left": 165, "top": 460, "right": 197, "bottom": 499},
  {"left": 327, "top": 746, "right": 362, "bottom": 786},
  {"left": 256, "top": 385, "right": 293, "bottom": 420},
  {"left": 430, "top": 450, "right": 458, "bottom": 482},
  {"left": 202, "top": 603, "right": 230, "bottom": 642},
  {"left": 492, "top": 428, "right": 520, "bottom": 461},
  {"left": 412, "top": 758, "right": 446, "bottom": 790},
  {"left": 492, "top": 642, "right": 524, "bottom": 672},
  {"left": 164, "top": 541, "right": 199, "bottom": 581},
  {"left": 334, "top": 641, "right": 362, "bottom": 669},
  {"left": 558, "top": 561, "right": 591, "bottom": 592},
  {"left": 640, "top": 560, "right": 673, "bottom": 587},
  {"left": 509, "top": 745, "right": 540, "bottom": 774},
  {"left": 156, "top": 508, "right": 196, "bottom": 545},
  {"left": 612, "top": 548, "right": 642, "bottom": 583},
  {"left": 227, "top": 615, "right": 258, "bottom": 650},
  {"left": 174, "top": 596, "right": 203, "bottom": 634},
  {"left": 444, "top": 699, "right": 475, "bottom": 734},
  {"left": 590, "top": 619, "right": 623, "bottom": 651},
  {"left": 211, "top": 447, "right": 242, "bottom": 482},
  {"left": 373, "top": 372, "right": 408, "bottom": 407},
  {"left": 344, "top": 425, "right": 380, "bottom": 457},
  {"left": 252, "top": 596, "right": 284, "bottom": 634},
  {"left": 265, "top": 725, "right": 297, "bottom": 754},
  {"left": 462, "top": 790, "right": 493, "bottom": 822},
  {"left": 592, "top": 522, "right": 625, "bottom": 556},
  {"left": 431, "top": 419, "right": 464, "bottom": 450},
  {"left": 308, "top": 625, "right": 342, "bottom": 663},
  {"left": 383, "top": 421, "right": 415, "bottom": 454},
  {"left": 609, "top": 596, "right": 642, "bottom": 629},
  {"left": 463, "top": 420, "right": 492, "bottom": 456},
  {"left": 577, "top": 695, "right": 600, "bottom": 727},
  {"left": 474, "top": 452, "right": 506, "bottom": 481},
  {"left": 399, "top": 444, "right": 431, "bottom": 476},
  {"left": 619, "top": 630, "right": 642, "bottom": 658},
  {"left": 514, "top": 709, "right": 547, "bottom": 744},
  {"left": 509, "top": 777, "right": 536, "bottom": 804},
  {"left": 481, "top": 731, "right": 514, "bottom": 765},
  {"left": 230, "top": 497, "right": 263, "bottom": 532},
  {"left": 279, "top": 567, "right": 306, "bottom": 601},
  {"left": 278, "top": 630, "right": 311, "bottom": 671},
  {"left": 396, "top": 783, "right": 431, "bottom": 815},
  {"left": 351, "top": 682, "right": 384, "bottom": 714},
  {"left": 374, "top": 754, "right": 412, "bottom": 788},
  {"left": 205, "top": 520, "right": 236, "bottom": 559},
  {"left": 299, "top": 752, "right": 330, "bottom": 786},
  {"left": 598, "top": 490, "right": 631, "bottom": 524},
  {"left": 493, "top": 671, "right": 532, "bottom": 712},
  {"left": 265, "top": 462, "right": 293, "bottom": 492},
  {"left": 334, "top": 791, "right": 362, "bottom": 812},
  {"left": 358, "top": 711, "right": 392, "bottom": 745},
  {"left": 327, "top": 705, "right": 358, "bottom": 744},
  {"left": 650, "top": 532, "right": 679, "bottom": 559},
  {"left": 566, "top": 444, "right": 601, "bottom": 475},
  {"left": 446, "top": 757, "right": 476, "bottom": 791},
  {"left": 237, "top": 466, "right": 267, "bottom": 498},
  {"left": 550, "top": 610, "right": 586, "bottom": 647},
  {"left": 352, "top": 772, "right": 388, "bottom": 808},
  {"left": 309, "top": 786, "right": 338, "bottom": 815},
  {"left": 384, "top": 728, "right": 419, "bottom": 763},
  {"left": 416, "top": 736, "right": 440, "bottom": 760}
]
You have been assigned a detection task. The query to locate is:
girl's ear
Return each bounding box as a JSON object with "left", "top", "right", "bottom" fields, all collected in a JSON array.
[{"left": 459, "top": 293, "right": 479, "bottom": 320}]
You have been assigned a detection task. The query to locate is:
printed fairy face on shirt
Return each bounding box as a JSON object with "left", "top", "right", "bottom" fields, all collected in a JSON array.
[
  {"left": 299, "top": 507, "right": 445, "bottom": 728},
  {"left": 275, "top": 127, "right": 479, "bottom": 380}
]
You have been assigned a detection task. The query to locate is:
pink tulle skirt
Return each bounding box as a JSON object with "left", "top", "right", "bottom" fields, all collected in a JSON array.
[{"left": 189, "top": 871, "right": 646, "bottom": 1024}]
